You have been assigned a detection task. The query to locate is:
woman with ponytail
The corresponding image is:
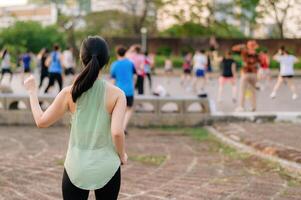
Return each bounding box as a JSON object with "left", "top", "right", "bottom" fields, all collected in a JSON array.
[{"left": 24, "top": 36, "right": 127, "bottom": 200}]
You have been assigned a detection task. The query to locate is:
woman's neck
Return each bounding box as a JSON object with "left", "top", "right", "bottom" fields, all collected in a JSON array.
[{"left": 97, "top": 72, "right": 103, "bottom": 79}]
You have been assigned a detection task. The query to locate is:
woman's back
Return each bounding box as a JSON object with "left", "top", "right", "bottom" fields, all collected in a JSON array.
[
  {"left": 65, "top": 79, "right": 120, "bottom": 190},
  {"left": 24, "top": 36, "right": 126, "bottom": 200}
]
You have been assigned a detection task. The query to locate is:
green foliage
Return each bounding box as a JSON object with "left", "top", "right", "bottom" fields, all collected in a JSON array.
[
  {"left": 210, "top": 22, "right": 245, "bottom": 38},
  {"left": 154, "top": 55, "right": 165, "bottom": 67},
  {"left": 269, "top": 59, "right": 280, "bottom": 69},
  {"left": 160, "top": 22, "right": 244, "bottom": 38},
  {"left": 156, "top": 46, "right": 172, "bottom": 56},
  {"left": 160, "top": 22, "right": 210, "bottom": 37},
  {"left": 0, "top": 21, "right": 66, "bottom": 58},
  {"left": 154, "top": 55, "right": 183, "bottom": 68},
  {"left": 232, "top": 53, "right": 243, "bottom": 70},
  {"left": 172, "top": 56, "right": 183, "bottom": 68},
  {"left": 179, "top": 46, "right": 194, "bottom": 55},
  {"left": 80, "top": 10, "right": 135, "bottom": 38},
  {"left": 295, "top": 60, "right": 301, "bottom": 69}
]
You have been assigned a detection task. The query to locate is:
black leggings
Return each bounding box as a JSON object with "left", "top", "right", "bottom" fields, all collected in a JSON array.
[
  {"left": 136, "top": 75, "right": 144, "bottom": 95},
  {"left": 146, "top": 73, "right": 152, "bottom": 89},
  {"left": 39, "top": 71, "right": 48, "bottom": 88},
  {"left": 62, "top": 167, "right": 121, "bottom": 200},
  {"left": 44, "top": 72, "right": 62, "bottom": 93}
]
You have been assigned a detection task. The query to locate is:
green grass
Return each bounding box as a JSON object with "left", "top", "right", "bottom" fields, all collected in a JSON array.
[
  {"left": 152, "top": 126, "right": 249, "bottom": 160},
  {"left": 55, "top": 159, "right": 64, "bottom": 166},
  {"left": 129, "top": 155, "right": 167, "bottom": 166},
  {"left": 153, "top": 126, "right": 301, "bottom": 184},
  {"left": 187, "top": 128, "right": 250, "bottom": 160}
]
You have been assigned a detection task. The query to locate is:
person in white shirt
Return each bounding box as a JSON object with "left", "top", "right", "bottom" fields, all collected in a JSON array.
[
  {"left": 0, "top": 49, "right": 13, "bottom": 84},
  {"left": 193, "top": 49, "right": 207, "bottom": 95},
  {"left": 63, "top": 47, "right": 76, "bottom": 86},
  {"left": 270, "top": 47, "right": 298, "bottom": 100}
]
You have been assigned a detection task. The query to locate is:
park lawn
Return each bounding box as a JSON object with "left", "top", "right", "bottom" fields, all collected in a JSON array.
[{"left": 150, "top": 126, "right": 301, "bottom": 184}]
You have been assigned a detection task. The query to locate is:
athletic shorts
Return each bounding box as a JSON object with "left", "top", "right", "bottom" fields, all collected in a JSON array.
[
  {"left": 126, "top": 96, "right": 134, "bottom": 108},
  {"left": 219, "top": 76, "right": 236, "bottom": 85},
  {"left": 195, "top": 69, "right": 205, "bottom": 77},
  {"left": 281, "top": 75, "right": 293, "bottom": 78},
  {"left": 183, "top": 68, "right": 191, "bottom": 74},
  {"left": 1, "top": 68, "right": 12, "bottom": 75},
  {"left": 65, "top": 68, "right": 75, "bottom": 76}
]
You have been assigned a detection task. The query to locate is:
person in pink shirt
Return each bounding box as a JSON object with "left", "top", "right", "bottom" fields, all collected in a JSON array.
[{"left": 127, "top": 45, "right": 145, "bottom": 95}]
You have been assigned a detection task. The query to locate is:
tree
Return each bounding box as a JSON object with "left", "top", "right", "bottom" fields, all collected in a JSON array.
[
  {"left": 225, "top": 0, "right": 261, "bottom": 37},
  {"left": 81, "top": 10, "right": 136, "bottom": 37},
  {"left": 118, "top": 0, "right": 164, "bottom": 35},
  {"left": 159, "top": 0, "right": 246, "bottom": 38},
  {"left": 258, "top": 0, "right": 301, "bottom": 38},
  {"left": 29, "top": 0, "right": 81, "bottom": 56},
  {"left": 160, "top": 22, "right": 244, "bottom": 38},
  {"left": 0, "top": 21, "right": 65, "bottom": 63},
  {"left": 162, "top": 0, "right": 212, "bottom": 25}
]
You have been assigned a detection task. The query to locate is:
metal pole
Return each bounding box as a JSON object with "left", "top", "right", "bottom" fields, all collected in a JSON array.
[{"left": 140, "top": 27, "right": 147, "bottom": 53}]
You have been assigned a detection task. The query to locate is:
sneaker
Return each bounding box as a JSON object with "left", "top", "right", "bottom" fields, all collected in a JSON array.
[
  {"left": 197, "top": 93, "right": 207, "bottom": 98},
  {"left": 292, "top": 94, "right": 298, "bottom": 100},
  {"left": 270, "top": 92, "right": 276, "bottom": 99}
]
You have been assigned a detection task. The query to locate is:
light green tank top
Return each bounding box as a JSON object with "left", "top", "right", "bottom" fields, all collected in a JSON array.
[{"left": 64, "top": 79, "right": 120, "bottom": 190}]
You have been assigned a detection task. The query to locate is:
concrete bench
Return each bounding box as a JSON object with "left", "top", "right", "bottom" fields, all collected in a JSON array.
[{"left": 0, "top": 93, "right": 211, "bottom": 126}]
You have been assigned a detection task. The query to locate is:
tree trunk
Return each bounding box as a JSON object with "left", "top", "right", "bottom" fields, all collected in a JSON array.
[{"left": 277, "top": 22, "right": 284, "bottom": 39}]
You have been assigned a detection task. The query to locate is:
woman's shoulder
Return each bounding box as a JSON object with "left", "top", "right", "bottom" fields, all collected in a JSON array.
[
  {"left": 104, "top": 81, "right": 126, "bottom": 113},
  {"left": 62, "top": 85, "right": 72, "bottom": 94},
  {"left": 105, "top": 81, "right": 125, "bottom": 98}
]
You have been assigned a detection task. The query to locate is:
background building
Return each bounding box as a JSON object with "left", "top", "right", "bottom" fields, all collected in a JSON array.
[{"left": 0, "top": 4, "right": 57, "bottom": 28}]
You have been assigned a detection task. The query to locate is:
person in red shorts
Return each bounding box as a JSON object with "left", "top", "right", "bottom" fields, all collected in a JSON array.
[
  {"left": 257, "top": 49, "right": 270, "bottom": 90},
  {"left": 181, "top": 52, "right": 193, "bottom": 88}
]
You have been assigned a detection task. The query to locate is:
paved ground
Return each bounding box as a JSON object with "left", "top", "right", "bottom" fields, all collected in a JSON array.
[
  {"left": 214, "top": 122, "right": 301, "bottom": 164},
  {"left": 0, "top": 126, "right": 300, "bottom": 200},
  {"left": 1, "top": 72, "right": 301, "bottom": 112}
]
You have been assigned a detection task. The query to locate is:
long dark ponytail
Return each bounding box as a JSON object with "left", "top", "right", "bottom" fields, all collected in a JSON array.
[{"left": 71, "top": 36, "right": 110, "bottom": 102}]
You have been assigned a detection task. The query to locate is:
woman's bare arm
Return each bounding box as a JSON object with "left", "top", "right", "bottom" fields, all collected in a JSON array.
[
  {"left": 231, "top": 62, "right": 237, "bottom": 78},
  {"left": 24, "top": 75, "right": 70, "bottom": 128},
  {"left": 110, "top": 90, "right": 127, "bottom": 165}
]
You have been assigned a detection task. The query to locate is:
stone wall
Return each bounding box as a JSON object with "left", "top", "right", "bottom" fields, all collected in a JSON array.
[{"left": 0, "top": 94, "right": 211, "bottom": 126}]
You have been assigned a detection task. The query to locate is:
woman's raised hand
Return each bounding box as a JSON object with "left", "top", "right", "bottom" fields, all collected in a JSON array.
[{"left": 24, "top": 75, "right": 37, "bottom": 95}]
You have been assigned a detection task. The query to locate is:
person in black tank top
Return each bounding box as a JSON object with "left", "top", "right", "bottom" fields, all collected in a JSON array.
[
  {"left": 217, "top": 51, "right": 237, "bottom": 104},
  {"left": 38, "top": 48, "right": 49, "bottom": 88}
]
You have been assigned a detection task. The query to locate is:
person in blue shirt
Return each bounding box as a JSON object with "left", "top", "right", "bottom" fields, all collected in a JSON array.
[
  {"left": 44, "top": 44, "right": 64, "bottom": 93},
  {"left": 21, "top": 50, "right": 32, "bottom": 83},
  {"left": 110, "top": 45, "right": 136, "bottom": 134},
  {"left": 22, "top": 51, "right": 31, "bottom": 73}
]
